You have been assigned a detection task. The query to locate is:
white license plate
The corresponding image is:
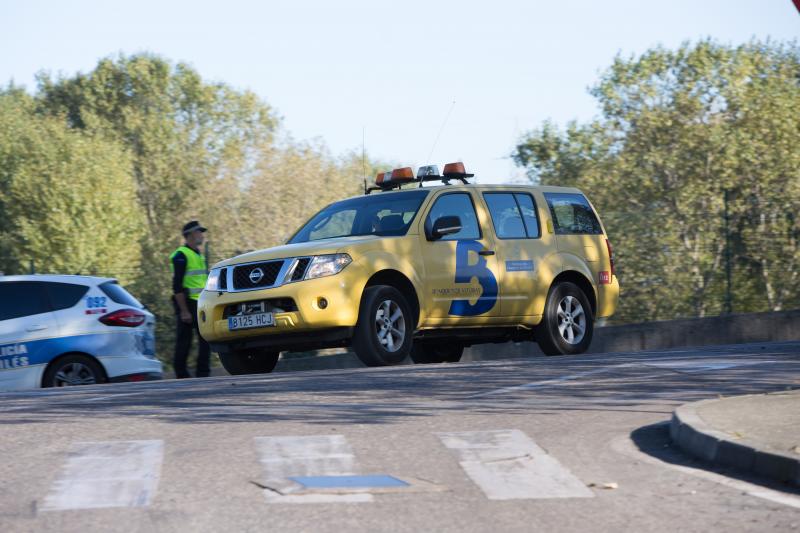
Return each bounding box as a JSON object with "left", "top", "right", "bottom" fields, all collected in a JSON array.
[{"left": 228, "top": 312, "right": 275, "bottom": 331}]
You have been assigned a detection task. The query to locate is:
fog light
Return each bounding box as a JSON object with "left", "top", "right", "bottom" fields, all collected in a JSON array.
[
  {"left": 317, "top": 297, "right": 328, "bottom": 309},
  {"left": 200, "top": 310, "right": 206, "bottom": 322}
]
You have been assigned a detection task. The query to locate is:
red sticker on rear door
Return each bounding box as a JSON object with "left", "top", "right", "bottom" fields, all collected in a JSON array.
[{"left": 599, "top": 271, "right": 611, "bottom": 285}]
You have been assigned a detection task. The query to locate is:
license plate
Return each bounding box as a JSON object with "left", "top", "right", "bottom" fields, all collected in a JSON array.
[{"left": 228, "top": 312, "right": 275, "bottom": 331}]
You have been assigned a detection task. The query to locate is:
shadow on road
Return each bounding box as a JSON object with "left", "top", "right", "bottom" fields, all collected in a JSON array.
[
  {"left": 0, "top": 342, "right": 797, "bottom": 427},
  {"left": 630, "top": 422, "right": 800, "bottom": 496}
]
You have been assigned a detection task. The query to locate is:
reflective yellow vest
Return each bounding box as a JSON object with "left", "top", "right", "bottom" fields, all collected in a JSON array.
[{"left": 170, "top": 246, "right": 208, "bottom": 301}]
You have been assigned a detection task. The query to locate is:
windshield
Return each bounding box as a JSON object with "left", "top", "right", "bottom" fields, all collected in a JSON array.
[{"left": 289, "top": 190, "right": 430, "bottom": 244}]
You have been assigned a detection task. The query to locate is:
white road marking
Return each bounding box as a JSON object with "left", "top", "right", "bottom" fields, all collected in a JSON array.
[
  {"left": 254, "top": 435, "right": 372, "bottom": 503},
  {"left": 610, "top": 428, "right": 800, "bottom": 510},
  {"left": 437, "top": 429, "right": 593, "bottom": 500},
  {"left": 41, "top": 440, "right": 163, "bottom": 511},
  {"left": 469, "top": 355, "right": 791, "bottom": 399},
  {"left": 641, "top": 359, "right": 780, "bottom": 373},
  {"left": 468, "top": 365, "right": 631, "bottom": 398}
]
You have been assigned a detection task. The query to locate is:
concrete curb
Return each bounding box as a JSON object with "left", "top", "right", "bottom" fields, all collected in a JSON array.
[{"left": 670, "top": 395, "right": 800, "bottom": 487}]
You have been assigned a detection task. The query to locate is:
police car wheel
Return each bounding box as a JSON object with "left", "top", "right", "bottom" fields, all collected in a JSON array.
[
  {"left": 43, "top": 354, "right": 106, "bottom": 388},
  {"left": 353, "top": 285, "right": 413, "bottom": 367},
  {"left": 410, "top": 342, "right": 464, "bottom": 364},
  {"left": 536, "top": 282, "right": 594, "bottom": 356},
  {"left": 218, "top": 350, "right": 279, "bottom": 375}
]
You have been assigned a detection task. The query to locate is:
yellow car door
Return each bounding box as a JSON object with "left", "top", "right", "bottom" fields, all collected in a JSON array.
[
  {"left": 418, "top": 190, "right": 502, "bottom": 324},
  {"left": 479, "top": 190, "right": 553, "bottom": 318}
]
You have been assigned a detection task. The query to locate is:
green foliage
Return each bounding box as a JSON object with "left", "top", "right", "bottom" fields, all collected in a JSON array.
[
  {"left": 514, "top": 40, "right": 800, "bottom": 322},
  {"left": 0, "top": 89, "right": 143, "bottom": 282}
]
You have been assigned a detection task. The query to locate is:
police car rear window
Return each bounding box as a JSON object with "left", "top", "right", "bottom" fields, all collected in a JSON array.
[
  {"left": 0, "top": 282, "right": 50, "bottom": 320},
  {"left": 45, "top": 282, "right": 89, "bottom": 311},
  {"left": 544, "top": 193, "right": 603, "bottom": 235},
  {"left": 100, "top": 282, "right": 144, "bottom": 308}
]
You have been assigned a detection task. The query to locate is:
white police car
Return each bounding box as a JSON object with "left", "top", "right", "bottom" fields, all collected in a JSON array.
[{"left": 0, "top": 275, "right": 161, "bottom": 391}]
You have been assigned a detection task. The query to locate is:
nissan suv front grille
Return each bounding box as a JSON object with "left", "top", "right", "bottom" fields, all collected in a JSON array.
[{"left": 232, "top": 260, "right": 283, "bottom": 290}]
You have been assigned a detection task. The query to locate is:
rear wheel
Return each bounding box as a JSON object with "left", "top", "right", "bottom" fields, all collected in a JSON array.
[
  {"left": 219, "top": 350, "right": 280, "bottom": 375},
  {"left": 535, "top": 281, "right": 594, "bottom": 356},
  {"left": 410, "top": 341, "right": 464, "bottom": 364},
  {"left": 352, "top": 285, "right": 413, "bottom": 366},
  {"left": 43, "top": 354, "right": 106, "bottom": 388}
]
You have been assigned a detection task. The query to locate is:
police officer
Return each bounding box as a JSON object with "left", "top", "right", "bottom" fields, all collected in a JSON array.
[{"left": 170, "top": 221, "right": 210, "bottom": 378}]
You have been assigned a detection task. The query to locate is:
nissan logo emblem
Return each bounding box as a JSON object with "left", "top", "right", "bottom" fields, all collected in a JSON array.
[{"left": 249, "top": 267, "right": 264, "bottom": 284}]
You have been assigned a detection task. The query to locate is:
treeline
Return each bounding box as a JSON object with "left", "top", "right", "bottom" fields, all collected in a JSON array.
[
  {"left": 1, "top": 41, "right": 798, "bottom": 361},
  {"left": 514, "top": 40, "right": 800, "bottom": 323},
  {"left": 0, "top": 54, "right": 374, "bottom": 362}
]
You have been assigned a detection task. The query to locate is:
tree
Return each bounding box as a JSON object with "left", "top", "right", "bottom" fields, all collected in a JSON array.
[
  {"left": 36, "top": 54, "right": 279, "bottom": 356},
  {"left": 0, "top": 89, "right": 144, "bottom": 281},
  {"left": 514, "top": 40, "right": 800, "bottom": 323}
]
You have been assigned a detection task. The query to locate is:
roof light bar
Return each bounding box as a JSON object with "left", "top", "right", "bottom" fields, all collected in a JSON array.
[{"left": 365, "top": 162, "right": 473, "bottom": 194}]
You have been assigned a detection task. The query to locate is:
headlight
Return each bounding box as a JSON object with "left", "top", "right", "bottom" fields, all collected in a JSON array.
[
  {"left": 205, "top": 268, "right": 222, "bottom": 291},
  {"left": 305, "top": 254, "right": 352, "bottom": 280}
]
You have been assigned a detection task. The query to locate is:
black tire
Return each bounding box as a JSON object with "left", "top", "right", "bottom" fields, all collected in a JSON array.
[
  {"left": 410, "top": 341, "right": 464, "bottom": 364},
  {"left": 535, "top": 281, "right": 594, "bottom": 356},
  {"left": 352, "top": 285, "right": 413, "bottom": 367},
  {"left": 218, "top": 350, "right": 280, "bottom": 375},
  {"left": 42, "top": 354, "right": 106, "bottom": 388}
]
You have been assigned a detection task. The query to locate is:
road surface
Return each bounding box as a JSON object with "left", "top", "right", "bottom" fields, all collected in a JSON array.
[{"left": 1, "top": 342, "right": 799, "bottom": 532}]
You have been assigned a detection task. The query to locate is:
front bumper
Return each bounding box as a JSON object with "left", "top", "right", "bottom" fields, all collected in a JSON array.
[{"left": 197, "top": 261, "right": 367, "bottom": 344}]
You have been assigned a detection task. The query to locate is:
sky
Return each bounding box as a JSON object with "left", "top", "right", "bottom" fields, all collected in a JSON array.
[{"left": 1, "top": 1, "right": 797, "bottom": 184}]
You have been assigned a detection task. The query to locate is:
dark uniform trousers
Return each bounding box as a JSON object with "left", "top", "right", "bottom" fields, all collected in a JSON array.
[{"left": 174, "top": 298, "right": 210, "bottom": 378}]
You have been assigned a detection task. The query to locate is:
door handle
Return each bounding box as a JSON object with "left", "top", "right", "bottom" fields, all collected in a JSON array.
[
  {"left": 478, "top": 250, "right": 495, "bottom": 256},
  {"left": 26, "top": 324, "right": 47, "bottom": 332}
]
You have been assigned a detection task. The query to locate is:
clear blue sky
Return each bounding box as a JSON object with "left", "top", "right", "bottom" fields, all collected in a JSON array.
[{"left": 1, "top": 1, "right": 797, "bottom": 184}]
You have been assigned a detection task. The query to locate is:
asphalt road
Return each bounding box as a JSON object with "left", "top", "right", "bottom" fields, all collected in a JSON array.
[{"left": 1, "top": 342, "right": 799, "bottom": 532}]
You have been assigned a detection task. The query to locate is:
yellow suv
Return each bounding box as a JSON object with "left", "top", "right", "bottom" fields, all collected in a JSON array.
[{"left": 198, "top": 163, "right": 618, "bottom": 374}]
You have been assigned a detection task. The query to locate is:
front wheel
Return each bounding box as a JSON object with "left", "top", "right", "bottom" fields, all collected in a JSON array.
[
  {"left": 352, "top": 285, "right": 413, "bottom": 366},
  {"left": 219, "top": 350, "right": 280, "bottom": 375},
  {"left": 410, "top": 341, "right": 464, "bottom": 364},
  {"left": 535, "top": 282, "right": 594, "bottom": 356}
]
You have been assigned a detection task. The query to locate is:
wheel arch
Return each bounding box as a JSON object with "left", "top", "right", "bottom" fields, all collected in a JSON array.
[
  {"left": 364, "top": 269, "right": 421, "bottom": 328},
  {"left": 551, "top": 270, "right": 597, "bottom": 316},
  {"left": 41, "top": 351, "right": 109, "bottom": 387}
]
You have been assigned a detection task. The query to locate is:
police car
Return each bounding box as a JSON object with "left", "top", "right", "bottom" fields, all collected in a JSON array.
[
  {"left": 0, "top": 275, "right": 161, "bottom": 391},
  {"left": 199, "top": 162, "right": 619, "bottom": 374}
]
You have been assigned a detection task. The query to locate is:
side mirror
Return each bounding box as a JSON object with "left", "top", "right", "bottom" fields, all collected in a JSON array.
[{"left": 429, "top": 215, "right": 462, "bottom": 240}]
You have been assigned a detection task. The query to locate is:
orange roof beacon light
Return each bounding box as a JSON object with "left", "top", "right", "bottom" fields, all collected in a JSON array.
[
  {"left": 442, "top": 161, "right": 474, "bottom": 183},
  {"left": 390, "top": 167, "right": 415, "bottom": 182},
  {"left": 366, "top": 168, "right": 414, "bottom": 194}
]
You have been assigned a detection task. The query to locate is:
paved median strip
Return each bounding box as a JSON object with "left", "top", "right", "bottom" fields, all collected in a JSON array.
[
  {"left": 41, "top": 440, "right": 163, "bottom": 511},
  {"left": 437, "top": 429, "right": 593, "bottom": 500}
]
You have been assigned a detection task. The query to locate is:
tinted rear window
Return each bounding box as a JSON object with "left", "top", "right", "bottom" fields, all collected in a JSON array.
[
  {"left": 45, "top": 282, "right": 89, "bottom": 311},
  {"left": 100, "top": 282, "right": 144, "bottom": 308},
  {"left": 0, "top": 282, "right": 50, "bottom": 320},
  {"left": 544, "top": 193, "right": 602, "bottom": 235}
]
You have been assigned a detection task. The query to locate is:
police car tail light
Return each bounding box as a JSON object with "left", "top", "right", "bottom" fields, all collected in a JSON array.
[
  {"left": 390, "top": 167, "right": 415, "bottom": 182},
  {"left": 605, "top": 238, "right": 616, "bottom": 276},
  {"left": 99, "top": 309, "right": 146, "bottom": 327}
]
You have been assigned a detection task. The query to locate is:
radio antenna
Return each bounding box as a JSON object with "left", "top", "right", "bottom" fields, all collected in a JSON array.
[
  {"left": 362, "top": 126, "right": 367, "bottom": 180},
  {"left": 426, "top": 100, "right": 456, "bottom": 163}
]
